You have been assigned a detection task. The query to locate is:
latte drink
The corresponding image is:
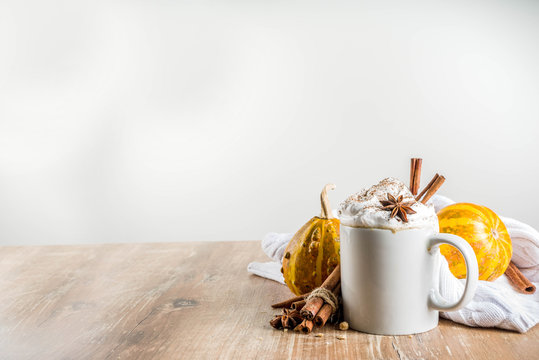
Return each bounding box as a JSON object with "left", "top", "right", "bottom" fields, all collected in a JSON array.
[{"left": 338, "top": 178, "right": 478, "bottom": 335}]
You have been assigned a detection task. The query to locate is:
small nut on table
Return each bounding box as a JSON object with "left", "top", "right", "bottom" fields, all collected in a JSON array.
[
  {"left": 336, "top": 335, "right": 346, "bottom": 340},
  {"left": 339, "top": 321, "right": 349, "bottom": 331},
  {"left": 314, "top": 333, "right": 324, "bottom": 338}
]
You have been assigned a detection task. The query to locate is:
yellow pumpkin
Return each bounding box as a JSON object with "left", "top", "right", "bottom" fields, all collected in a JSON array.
[
  {"left": 282, "top": 184, "right": 340, "bottom": 295},
  {"left": 438, "top": 203, "right": 512, "bottom": 281}
]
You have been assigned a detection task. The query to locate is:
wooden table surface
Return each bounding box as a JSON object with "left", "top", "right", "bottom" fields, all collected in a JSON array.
[{"left": 0, "top": 241, "right": 537, "bottom": 359}]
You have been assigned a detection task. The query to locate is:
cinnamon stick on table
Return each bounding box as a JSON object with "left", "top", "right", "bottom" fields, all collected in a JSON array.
[
  {"left": 269, "top": 315, "right": 283, "bottom": 329},
  {"left": 314, "top": 283, "right": 341, "bottom": 327},
  {"left": 271, "top": 292, "right": 310, "bottom": 309},
  {"left": 300, "top": 265, "right": 341, "bottom": 320},
  {"left": 291, "top": 300, "right": 306, "bottom": 311},
  {"left": 505, "top": 261, "right": 536, "bottom": 294},
  {"left": 294, "top": 319, "right": 314, "bottom": 334}
]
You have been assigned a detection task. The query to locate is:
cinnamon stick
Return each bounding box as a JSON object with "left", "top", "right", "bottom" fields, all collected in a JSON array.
[
  {"left": 300, "top": 265, "right": 341, "bottom": 320},
  {"left": 420, "top": 175, "right": 445, "bottom": 204},
  {"left": 301, "top": 320, "right": 314, "bottom": 333},
  {"left": 271, "top": 292, "right": 310, "bottom": 308},
  {"left": 291, "top": 300, "right": 306, "bottom": 311},
  {"left": 269, "top": 316, "right": 283, "bottom": 329},
  {"left": 314, "top": 284, "right": 341, "bottom": 327},
  {"left": 301, "top": 297, "right": 324, "bottom": 321},
  {"left": 314, "top": 304, "right": 332, "bottom": 327},
  {"left": 410, "top": 158, "right": 417, "bottom": 195},
  {"left": 410, "top": 158, "right": 422, "bottom": 195},
  {"left": 505, "top": 261, "right": 536, "bottom": 294},
  {"left": 294, "top": 319, "right": 314, "bottom": 333},
  {"left": 416, "top": 173, "right": 439, "bottom": 202}
]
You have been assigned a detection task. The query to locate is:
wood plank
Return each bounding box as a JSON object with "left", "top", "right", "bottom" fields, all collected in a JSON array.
[{"left": 0, "top": 241, "right": 537, "bottom": 359}]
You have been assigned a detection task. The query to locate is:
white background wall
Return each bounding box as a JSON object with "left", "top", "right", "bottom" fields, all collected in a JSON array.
[{"left": 1, "top": 0, "right": 538, "bottom": 246}]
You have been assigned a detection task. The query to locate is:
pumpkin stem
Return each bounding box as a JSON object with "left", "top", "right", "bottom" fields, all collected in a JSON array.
[{"left": 320, "top": 183, "right": 336, "bottom": 219}]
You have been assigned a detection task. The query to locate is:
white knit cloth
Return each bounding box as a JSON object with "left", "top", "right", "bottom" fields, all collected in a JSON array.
[{"left": 247, "top": 195, "right": 539, "bottom": 333}]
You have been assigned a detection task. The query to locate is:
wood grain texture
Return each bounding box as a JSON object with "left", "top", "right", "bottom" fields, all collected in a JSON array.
[{"left": 0, "top": 241, "right": 537, "bottom": 359}]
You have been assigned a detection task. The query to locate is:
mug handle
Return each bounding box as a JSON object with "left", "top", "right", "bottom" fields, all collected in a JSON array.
[{"left": 427, "top": 233, "right": 478, "bottom": 312}]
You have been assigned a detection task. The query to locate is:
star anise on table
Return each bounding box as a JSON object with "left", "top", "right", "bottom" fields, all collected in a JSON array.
[
  {"left": 281, "top": 308, "right": 303, "bottom": 329},
  {"left": 380, "top": 193, "right": 417, "bottom": 222}
]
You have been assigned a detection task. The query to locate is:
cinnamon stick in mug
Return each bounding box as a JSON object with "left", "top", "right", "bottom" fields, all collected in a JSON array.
[
  {"left": 410, "top": 158, "right": 422, "bottom": 195},
  {"left": 416, "top": 173, "right": 438, "bottom": 202},
  {"left": 420, "top": 175, "right": 445, "bottom": 204}
]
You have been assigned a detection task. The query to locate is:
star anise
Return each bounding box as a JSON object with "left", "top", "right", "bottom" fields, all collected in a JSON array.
[
  {"left": 281, "top": 308, "right": 303, "bottom": 329},
  {"left": 380, "top": 193, "right": 417, "bottom": 222}
]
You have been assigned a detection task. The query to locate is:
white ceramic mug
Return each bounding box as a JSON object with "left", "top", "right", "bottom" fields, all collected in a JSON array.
[{"left": 340, "top": 226, "right": 478, "bottom": 335}]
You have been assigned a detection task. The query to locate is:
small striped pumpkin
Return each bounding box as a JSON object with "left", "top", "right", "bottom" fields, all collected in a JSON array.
[
  {"left": 438, "top": 203, "right": 512, "bottom": 281},
  {"left": 282, "top": 184, "right": 340, "bottom": 295}
]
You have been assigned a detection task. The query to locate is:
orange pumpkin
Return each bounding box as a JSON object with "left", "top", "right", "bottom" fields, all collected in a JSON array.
[
  {"left": 282, "top": 184, "right": 340, "bottom": 295},
  {"left": 438, "top": 203, "right": 512, "bottom": 281}
]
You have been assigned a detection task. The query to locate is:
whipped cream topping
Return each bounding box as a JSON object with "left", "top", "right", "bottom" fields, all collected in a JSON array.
[{"left": 338, "top": 177, "right": 439, "bottom": 232}]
